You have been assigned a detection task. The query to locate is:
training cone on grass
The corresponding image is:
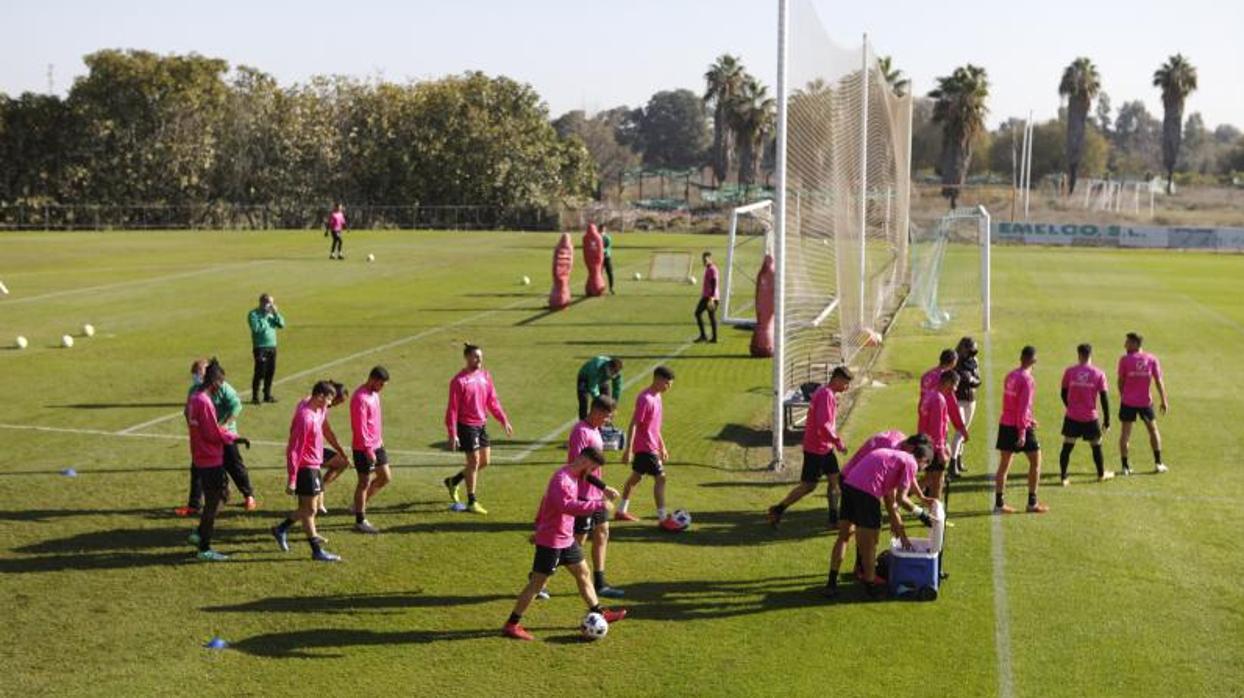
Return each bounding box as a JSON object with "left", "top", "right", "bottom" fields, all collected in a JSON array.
[
  {"left": 204, "top": 637, "right": 228, "bottom": 650},
  {"left": 61, "top": 468, "right": 77, "bottom": 477}
]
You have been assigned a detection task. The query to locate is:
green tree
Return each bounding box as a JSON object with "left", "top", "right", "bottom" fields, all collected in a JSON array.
[
  {"left": 703, "top": 54, "right": 745, "bottom": 186},
  {"left": 929, "top": 64, "right": 989, "bottom": 208},
  {"left": 1153, "top": 54, "right": 1198, "bottom": 193},
  {"left": 634, "top": 89, "right": 709, "bottom": 170},
  {"left": 1058, "top": 57, "right": 1101, "bottom": 194},
  {"left": 877, "top": 55, "right": 909, "bottom": 97},
  {"left": 553, "top": 108, "right": 640, "bottom": 199},
  {"left": 728, "top": 76, "right": 776, "bottom": 190}
]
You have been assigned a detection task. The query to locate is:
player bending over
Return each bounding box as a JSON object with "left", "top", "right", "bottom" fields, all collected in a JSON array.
[
  {"left": 576, "top": 355, "right": 623, "bottom": 421},
  {"left": 444, "top": 344, "right": 513, "bottom": 514},
  {"left": 349, "top": 366, "right": 391, "bottom": 533},
  {"left": 502, "top": 447, "right": 627, "bottom": 641},
  {"left": 616, "top": 366, "right": 676, "bottom": 529},
  {"left": 185, "top": 361, "right": 252, "bottom": 561},
  {"left": 842, "top": 431, "right": 936, "bottom": 525},
  {"left": 994, "top": 346, "right": 1049, "bottom": 514},
  {"left": 271, "top": 381, "right": 343, "bottom": 562},
  {"left": 1059, "top": 344, "right": 1113, "bottom": 485},
  {"left": 1116, "top": 332, "right": 1169, "bottom": 475},
  {"left": 767, "top": 366, "right": 853, "bottom": 528}
]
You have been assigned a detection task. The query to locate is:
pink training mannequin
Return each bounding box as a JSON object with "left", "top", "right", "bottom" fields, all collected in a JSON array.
[
  {"left": 549, "top": 232, "right": 574, "bottom": 310},
  {"left": 582, "top": 223, "right": 606, "bottom": 297},
  {"left": 751, "top": 253, "right": 775, "bottom": 357}
]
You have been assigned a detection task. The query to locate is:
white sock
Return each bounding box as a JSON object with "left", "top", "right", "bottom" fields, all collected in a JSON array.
[
  {"left": 619, "top": 498, "right": 630, "bottom": 513},
  {"left": 657, "top": 507, "right": 667, "bottom": 521}
]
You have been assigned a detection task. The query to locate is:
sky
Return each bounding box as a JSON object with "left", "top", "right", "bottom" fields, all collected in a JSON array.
[{"left": 2, "top": 0, "right": 1241, "bottom": 130}]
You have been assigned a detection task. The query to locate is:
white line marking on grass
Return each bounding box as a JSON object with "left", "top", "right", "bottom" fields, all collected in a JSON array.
[
  {"left": 984, "top": 334, "right": 1014, "bottom": 698},
  {"left": 116, "top": 297, "right": 534, "bottom": 435},
  {"left": 0, "top": 261, "right": 269, "bottom": 306}
]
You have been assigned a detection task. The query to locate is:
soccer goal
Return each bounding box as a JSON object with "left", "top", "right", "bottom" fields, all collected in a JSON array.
[
  {"left": 910, "top": 206, "right": 992, "bottom": 333},
  {"left": 722, "top": 200, "right": 775, "bottom": 326},
  {"left": 647, "top": 251, "right": 693, "bottom": 281}
]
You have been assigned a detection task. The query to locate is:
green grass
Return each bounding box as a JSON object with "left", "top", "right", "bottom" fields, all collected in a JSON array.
[{"left": 1, "top": 230, "right": 1242, "bottom": 697}]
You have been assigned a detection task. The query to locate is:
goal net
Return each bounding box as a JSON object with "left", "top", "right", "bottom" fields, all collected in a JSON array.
[
  {"left": 910, "top": 206, "right": 991, "bottom": 333},
  {"left": 648, "top": 252, "right": 693, "bottom": 281},
  {"left": 722, "top": 200, "right": 774, "bottom": 326}
]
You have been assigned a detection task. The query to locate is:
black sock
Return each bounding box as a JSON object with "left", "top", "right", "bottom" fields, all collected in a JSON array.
[
  {"left": 468, "top": 492, "right": 477, "bottom": 505},
  {"left": 197, "top": 525, "right": 210, "bottom": 552},
  {"left": 1122, "top": 456, "right": 1130, "bottom": 471},
  {"left": 1027, "top": 491, "right": 1037, "bottom": 507},
  {"left": 590, "top": 604, "right": 603, "bottom": 614},
  {"left": 356, "top": 512, "right": 365, "bottom": 524},
  {"left": 995, "top": 491, "right": 1005, "bottom": 508},
  {"left": 276, "top": 517, "right": 295, "bottom": 533},
  {"left": 450, "top": 472, "right": 465, "bottom": 486},
  {"left": 827, "top": 569, "right": 839, "bottom": 586},
  {"left": 593, "top": 570, "right": 606, "bottom": 589},
  {"left": 309, "top": 536, "right": 323, "bottom": 555},
  {"left": 1091, "top": 445, "right": 1105, "bottom": 477},
  {"left": 507, "top": 612, "right": 521, "bottom": 625},
  {"left": 773, "top": 503, "right": 787, "bottom": 514},
  {"left": 1059, "top": 443, "right": 1074, "bottom": 479},
  {"left": 1154, "top": 450, "right": 1162, "bottom": 464}
]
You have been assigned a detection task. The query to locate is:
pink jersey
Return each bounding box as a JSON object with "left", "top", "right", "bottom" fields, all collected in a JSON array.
[
  {"left": 842, "top": 430, "right": 906, "bottom": 475},
  {"left": 918, "top": 390, "right": 952, "bottom": 450},
  {"left": 843, "top": 448, "right": 918, "bottom": 500},
  {"left": 702, "top": 263, "right": 719, "bottom": 300},
  {"left": 568, "top": 420, "right": 605, "bottom": 500},
  {"left": 350, "top": 384, "right": 383, "bottom": 459},
  {"left": 1000, "top": 367, "right": 1036, "bottom": 429},
  {"left": 1062, "top": 364, "right": 1108, "bottom": 422},
  {"left": 329, "top": 211, "right": 345, "bottom": 231},
  {"left": 186, "top": 390, "right": 235, "bottom": 468},
  {"left": 286, "top": 398, "right": 326, "bottom": 487},
  {"left": 445, "top": 369, "right": 509, "bottom": 439},
  {"left": 533, "top": 466, "right": 606, "bottom": 548},
  {"left": 802, "top": 385, "right": 843, "bottom": 455},
  {"left": 1117, "top": 351, "right": 1161, "bottom": 408},
  {"left": 919, "top": 366, "right": 962, "bottom": 419},
  {"left": 630, "top": 387, "right": 664, "bottom": 454}
]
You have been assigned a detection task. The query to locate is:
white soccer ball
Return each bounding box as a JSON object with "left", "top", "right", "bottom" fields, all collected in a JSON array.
[
  {"left": 521, "top": 275, "right": 531, "bottom": 286},
  {"left": 61, "top": 335, "right": 74, "bottom": 348},
  {"left": 633, "top": 272, "right": 642, "bottom": 281},
  {"left": 671, "top": 509, "right": 692, "bottom": 530},
  {"left": 15, "top": 336, "right": 28, "bottom": 349},
  {"left": 366, "top": 253, "right": 376, "bottom": 263},
  {"left": 580, "top": 611, "right": 609, "bottom": 641},
  {"left": 0, "top": 280, "right": 9, "bottom": 295},
  {"left": 82, "top": 323, "right": 95, "bottom": 337},
  {"left": 686, "top": 275, "right": 697, "bottom": 285}
]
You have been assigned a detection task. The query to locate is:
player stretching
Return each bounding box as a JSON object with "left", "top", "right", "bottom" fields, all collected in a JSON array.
[
  {"left": 1059, "top": 344, "right": 1114, "bottom": 485},
  {"left": 994, "top": 346, "right": 1049, "bottom": 514},
  {"left": 694, "top": 252, "right": 719, "bottom": 343},
  {"left": 767, "top": 366, "right": 853, "bottom": 528},
  {"left": 271, "top": 381, "right": 342, "bottom": 562},
  {"left": 315, "top": 382, "right": 352, "bottom": 514},
  {"left": 616, "top": 366, "right": 676, "bottom": 528},
  {"left": 185, "top": 361, "right": 250, "bottom": 561},
  {"left": 325, "top": 202, "right": 347, "bottom": 259},
  {"left": 950, "top": 337, "right": 981, "bottom": 473},
  {"left": 577, "top": 355, "right": 623, "bottom": 421},
  {"left": 1117, "top": 332, "right": 1169, "bottom": 475},
  {"left": 350, "top": 366, "right": 391, "bottom": 533},
  {"left": 918, "top": 371, "right": 968, "bottom": 499},
  {"left": 443, "top": 344, "right": 513, "bottom": 514},
  {"left": 502, "top": 447, "right": 627, "bottom": 641},
  {"left": 823, "top": 444, "right": 934, "bottom": 599}
]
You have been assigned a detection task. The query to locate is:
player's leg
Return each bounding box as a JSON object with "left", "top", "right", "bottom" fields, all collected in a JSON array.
[
  {"left": 653, "top": 472, "right": 668, "bottom": 522},
  {"left": 194, "top": 469, "right": 226, "bottom": 559},
  {"left": 995, "top": 450, "right": 1015, "bottom": 513},
  {"left": 250, "top": 349, "right": 264, "bottom": 404},
  {"left": 177, "top": 462, "right": 203, "bottom": 516},
  {"left": 1059, "top": 437, "right": 1076, "bottom": 484},
  {"left": 222, "top": 442, "right": 256, "bottom": 509},
  {"left": 1118, "top": 409, "right": 1135, "bottom": 474},
  {"left": 1090, "top": 435, "right": 1111, "bottom": 481},
  {"left": 824, "top": 518, "right": 855, "bottom": 596},
  {"left": 616, "top": 471, "right": 643, "bottom": 521},
  {"left": 768, "top": 480, "right": 815, "bottom": 526},
  {"left": 856, "top": 526, "right": 881, "bottom": 586},
  {"left": 365, "top": 457, "right": 391, "bottom": 503},
  {"left": 952, "top": 400, "right": 975, "bottom": 472},
  {"left": 262, "top": 348, "right": 277, "bottom": 402},
  {"left": 826, "top": 458, "right": 842, "bottom": 526},
  {"left": 1024, "top": 444, "right": 1048, "bottom": 513},
  {"left": 1142, "top": 412, "right": 1165, "bottom": 472},
  {"left": 707, "top": 299, "right": 718, "bottom": 342},
  {"left": 505, "top": 558, "right": 552, "bottom": 641},
  {"left": 352, "top": 464, "right": 375, "bottom": 532},
  {"left": 694, "top": 298, "right": 710, "bottom": 341},
  {"left": 577, "top": 382, "right": 590, "bottom": 421},
  {"left": 591, "top": 520, "right": 623, "bottom": 597},
  {"left": 603, "top": 256, "right": 614, "bottom": 294},
  {"left": 466, "top": 439, "right": 491, "bottom": 514}
]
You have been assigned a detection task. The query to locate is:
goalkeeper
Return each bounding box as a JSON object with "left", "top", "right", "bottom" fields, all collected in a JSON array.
[{"left": 577, "top": 356, "right": 623, "bottom": 420}]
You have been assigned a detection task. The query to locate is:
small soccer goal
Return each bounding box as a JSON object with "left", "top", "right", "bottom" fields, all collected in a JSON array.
[
  {"left": 721, "top": 200, "right": 774, "bottom": 326},
  {"left": 910, "top": 206, "right": 992, "bottom": 332},
  {"left": 648, "top": 251, "right": 693, "bottom": 282}
]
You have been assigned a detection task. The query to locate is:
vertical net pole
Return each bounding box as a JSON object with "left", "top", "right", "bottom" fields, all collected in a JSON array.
[
  {"left": 771, "top": 0, "right": 790, "bottom": 468},
  {"left": 979, "top": 205, "right": 991, "bottom": 333},
  {"left": 857, "top": 37, "right": 869, "bottom": 328},
  {"left": 723, "top": 208, "right": 740, "bottom": 321}
]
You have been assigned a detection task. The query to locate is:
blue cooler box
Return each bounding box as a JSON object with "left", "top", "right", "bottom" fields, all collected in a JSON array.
[{"left": 887, "top": 539, "right": 940, "bottom": 596}]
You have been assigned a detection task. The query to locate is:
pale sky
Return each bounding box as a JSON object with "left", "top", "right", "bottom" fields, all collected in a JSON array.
[{"left": 2, "top": 0, "right": 1241, "bottom": 129}]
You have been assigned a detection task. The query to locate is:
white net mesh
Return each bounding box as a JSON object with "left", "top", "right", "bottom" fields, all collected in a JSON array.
[
  {"left": 911, "top": 207, "right": 986, "bottom": 332},
  {"left": 648, "top": 252, "right": 693, "bottom": 281},
  {"left": 723, "top": 201, "right": 774, "bottom": 326}
]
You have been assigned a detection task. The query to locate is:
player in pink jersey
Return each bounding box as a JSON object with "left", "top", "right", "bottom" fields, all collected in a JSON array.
[
  {"left": 502, "top": 447, "right": 627, "bottom": 641},
  {"left": 823, "top": 444, "right": 935, "bottom": 599},
  {"left": 1116, "top": 332, "right": 1169, "bottom": 475},
  {"left": 1059, "top": 344, "right": 1114, "bottom": 485},
  {"left": 314, "top": 382, "right": 352, "bottom": 514},
  {"left": 570, "top": 395, "right": 626, "bottom": 598},
  {"left": 917, "top": 371, "right": 968, "bottom": 500},
  {"left": 842, "top": 430, "right": 936, "bottom": 525},
  {"left": 349, "top": 366, "right": 390, "bottom": 534},
  {"left": 270, "top": 381, "right": 342, "bottom": 562},
  {"left": 185, "top": 361, "right": 251, "bottom": 561},
  {"left": 325, "top": 202, "right": 347, "bottom": 259},
  {"left": 694, "top": 252, "right": 720, "bottom": 343},
  {"left": 994, "top": 346, "right": 1049, "bottom": 514},
  {"left": 767, "top": 367, "right": 853, "bottom": 529},
  {"left": 616, "top": 366, "right": 677, "bottom": 529},
  {"left": 443, "top": 344, "right": 513, "bottom": 514}
]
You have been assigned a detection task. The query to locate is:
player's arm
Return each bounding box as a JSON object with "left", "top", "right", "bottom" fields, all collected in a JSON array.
[
  {"left": 445, "top": 382, "right": 459, "bottom": 449},
  {"left": 884, "top": 490, "right": 911, "bottom": 550},
  {"left": 322, "top": 419, "right": 345, "bottom": 454},
  {"left": 486, "top": 380, "right": 513, "bottom": 436},
  {"left": 286, "top": 416, "right": 305, "bottom": 491},
  {"left": 1099, "top": 391, "right": 1111, "bottom": 430},
  {"left": 622, "top": 417, "right": 639, "bottom": 464},
  {"left": 948, "top": 393, "right": 967, "bottom": 437},
  {"left": 1154, "top": 361, "right": 1168, "bottom": 413},
  {"left": 269, "top": 310, "right": 285, "bottom": 329},
  {"left": 611, "top": 374, "right": 622, "bottom": 401},
  {"left": 247, "top": 310, "right": 266, "bottom": 334}
]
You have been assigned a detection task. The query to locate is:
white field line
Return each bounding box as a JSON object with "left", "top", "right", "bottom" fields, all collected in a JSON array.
[
  {"left": 507, "top": 335, "right": 700, "bottom": 464},
  {"left": 116, "top": 297, "right": 533, "bottom": 435},
  {"left": 984, "top": 334, "right": 1014, "bottom": 698},
  {"left": 0, "top": 261, "right": 269, "bottom": 306}
]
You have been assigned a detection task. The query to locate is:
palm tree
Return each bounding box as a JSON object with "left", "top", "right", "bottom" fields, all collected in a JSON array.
[
  {"left": 704, "top": 54, "right": 746, "bottom": 187},
  {"left": 1059, "top": 57, "right": 1101, "bottom": 195},
  {"left": 1153, "top": 54, "right": 1198, "bottom": 194},
  {"left": 728, "top": 75, "right": 776, "bottom": 193},
  {"left": 929, "top": 65, "right": 989, "bottom": 208},
  {"left": 877, "top": 55, "right": 910, "bottom": 97}
]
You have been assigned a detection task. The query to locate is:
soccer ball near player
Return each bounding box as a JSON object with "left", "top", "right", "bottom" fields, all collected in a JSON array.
[
  {"left": 633, "top": 272, "right": 642, "bottom": 281},
  {"left": 580, "top": 612, "right": 609, "bottom": 641},
  {"left": 687, "top": 275, "right": 697, "bottom": 285},
  {"left": 82, "top": 323, "right": 95, "bottom": 337},
  {"left": 671, "top": 509, "right": 692, "bottom": 530},
  {"left": 366, "top": 253, "right": 376, "bottom": 262},
  {"left": 521, "top": 275, "right": 531, "bottom": 285},
  {"left": 61, "top": 335, "right": 74, "bottom": 348},
  {"left": 15, "top": 336, "right": 28, "bottom": 349}
]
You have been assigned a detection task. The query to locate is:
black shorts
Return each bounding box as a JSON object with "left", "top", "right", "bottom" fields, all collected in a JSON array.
[
  {"left": 840, "top": 483, "right": 882, "bottom": 530},
  {"left": 197, "top": 466, "right": 228, "bottom": 493},
  {"left": 456, "top": 423, "right": 490, "bottom": 452},
  {"left": 353, "top": 447, "right": 389, "bottom": 474},
  {"left": 1061, "top": 417, "right": 1103, "bottom": 441},
  {"left": 996, "top": 424, "right": 1040, "bottom": 453},
  {"left": 1119, "top": 405, "right": 1156, "bottom": 423},
  {"left": 295, "top": 467, "right": 324, "bottom": 497},
  {"left": 799, "top": 451, "right": 840, "bottom": 482},
  {"left": 573, "top": 508, "right": 609, "bottom": 535},
  {"left": 925, "top": 452, "right": 948, "bottom": 472},
  {"left": 532, "top": 542, "right": 584, "bottom": 576},
  {"left": 322, "top": 448, "right": 342, "bottom": 466},
  {"left": 632, "top": 452, "right": 664, "bottom": 476}
]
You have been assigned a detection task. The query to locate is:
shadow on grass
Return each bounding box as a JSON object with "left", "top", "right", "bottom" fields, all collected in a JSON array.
[
  {"left": 204, "top": 591, "right": 509, "bottom": 615},
  {"left": 385, "top": 519, "right": 532, "bottom": 535},
  {"left": 230, "top": 627, "right": 500, "bottom": 658},
  {"left": 514, "top": 296, "right": 593, "bottom": 326},
  {"left": 620, "top": 574, "right": 832, "bottom": 620},
  {"left": 0, "top": 549, "right": 284, "bottom": 574},
  {"left": 609, "top": 508, "right": 831, "bottom": 547},
  {"left": 711, "top": 423, "right": 801, "bottom": 449},
  {"left": 0, "top": 506, "right": 166, "bottom": 521}
]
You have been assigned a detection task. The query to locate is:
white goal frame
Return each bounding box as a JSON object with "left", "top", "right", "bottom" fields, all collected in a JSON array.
[{"left": 721, "top": 200, "right": 774, "bottom": 326}]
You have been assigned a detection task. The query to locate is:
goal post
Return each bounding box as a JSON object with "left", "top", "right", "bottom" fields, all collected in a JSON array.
[
  {"left": 910, "top": 205, "right": 992, "bottom": 333},
  {"left": 722, "top": 200, "right": 775, "bottom": 326}
]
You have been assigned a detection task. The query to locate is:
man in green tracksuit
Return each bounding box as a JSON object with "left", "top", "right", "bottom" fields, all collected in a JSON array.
[
  {"left": 248, "top": 293, "right": 285, "bottom": 404},
  {"left": 577, "top": 355, "right": 623, "bottom": 420},
  {"left": 601, "top": 226, "right": 615, "bottom": 295}
]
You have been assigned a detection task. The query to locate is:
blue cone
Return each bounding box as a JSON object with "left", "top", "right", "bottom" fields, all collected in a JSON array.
[
  {"left": 204, "top": 637, "right": 228, "bottom": 650},
  {"left": 61, "top": 468, "right": 77, "bottom": 477}
]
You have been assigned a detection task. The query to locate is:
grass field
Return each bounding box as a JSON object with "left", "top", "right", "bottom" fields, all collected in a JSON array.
[{"left": 1, "top": 230, "right": 1242, "bottom": 697}]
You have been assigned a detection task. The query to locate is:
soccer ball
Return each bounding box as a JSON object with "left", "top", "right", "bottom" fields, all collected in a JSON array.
[
  {"left": 61, "top": 335, "right": 74, "bottom": 348},
  {"left": 366, "top": 253, "right": 376, "bottom": 262},
  {"left": 0, "top": 279, "right": 8, "bottom": 295},
  {"left": 686, "top": 275, "right": 697, "bottom": 285},
  {"left": 580, "top": 612, "right": 609, "bottom": 641},
  {"left": 671, "top": 509, "right": 692, "bottom": 530},
  {"left": 15, "top": 336, "right": 27, "bottom": 349},
  {"left": 82, "top": 323, "right": 95, "bottom": 337},
  {"left": 633, "top": 272, "right": 642, "bottom": 281},
  {"left": 521, "top": 275, "right": 531, "bottom": 286}
]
